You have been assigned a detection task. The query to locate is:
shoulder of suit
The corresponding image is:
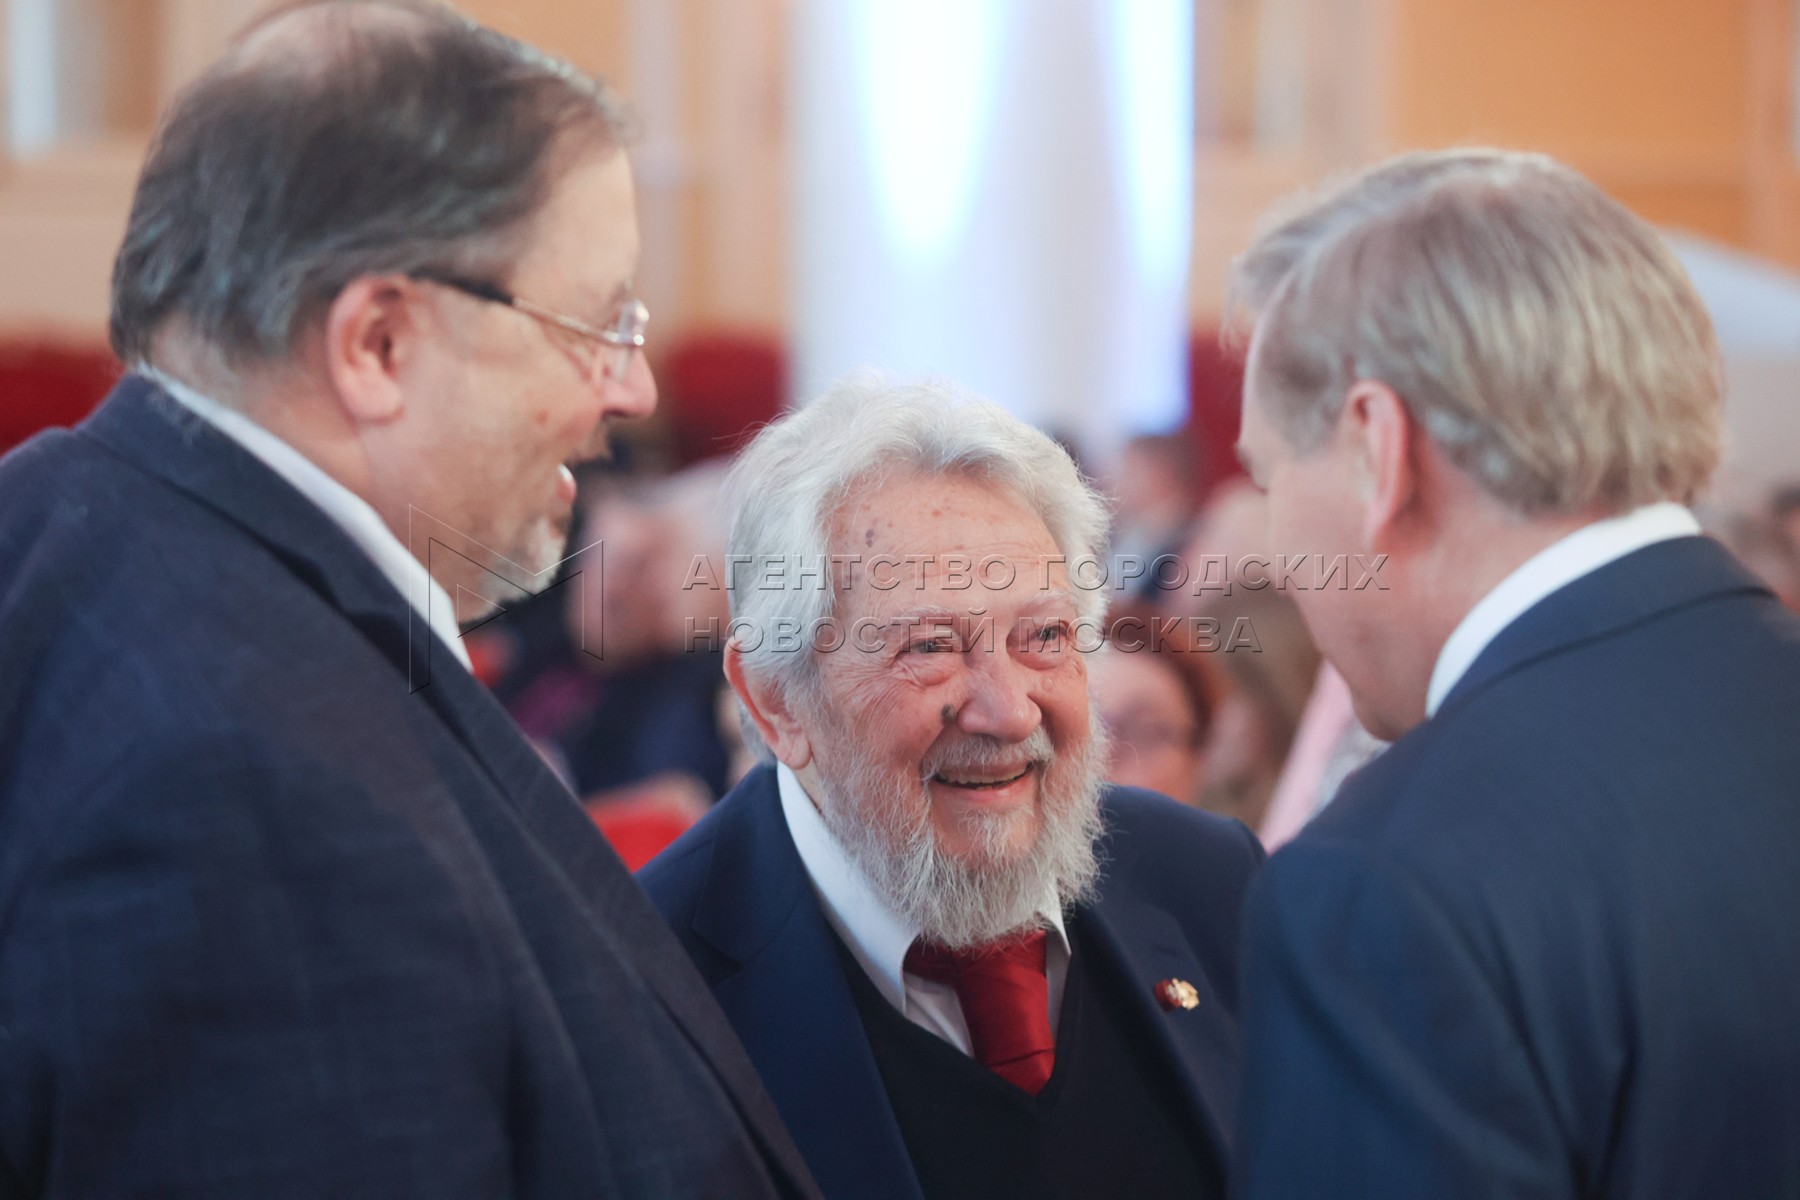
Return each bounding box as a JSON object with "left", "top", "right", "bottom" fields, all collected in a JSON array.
[
  {"left": 1292, "top": 677, "right": 1645, "bottom": 902},
  {"left": 634, "top": 809, "right": 720, "bottom": 900},
  {"left": 1311, "top": 641, "right": 1660, "bottom": 852},
  {"left": 634, "top": 769, "right": 765, "bottom": 906},
  {"left": 1099, "top": 785, "right": 1264, "bottom": 875},
  {"left": 1103, "top": 784, "right": 1252, "bottom": 840}
]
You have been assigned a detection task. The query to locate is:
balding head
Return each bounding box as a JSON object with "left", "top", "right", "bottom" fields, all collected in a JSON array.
[
  {"left": 232, "top": 0, "right": 444, "bottom": 66},
  {"left": 111, "top": 0, "right": 633, "bottom": 370}
]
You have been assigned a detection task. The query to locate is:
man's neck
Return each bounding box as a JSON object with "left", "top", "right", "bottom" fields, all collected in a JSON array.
[
  {"left": 1422, "top": 501, "right": 1700, "bottom": 718},
  {"left": 1425, "top": 504, "right": 1599, "bottom": 635},
  {"left": 1367, "top": 501, "right": 1600, "bottom": 738},
  {"left": 144, "top": 357, "right": 476, "bottom": 668},
  {"left": 150, "top": 333, "right": 387, "bottom": 533}
]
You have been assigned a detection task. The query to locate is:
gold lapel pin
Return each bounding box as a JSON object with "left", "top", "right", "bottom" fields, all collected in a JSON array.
[{"left": 1155, "top": 978, "right": 1200, "bottom": 1011}]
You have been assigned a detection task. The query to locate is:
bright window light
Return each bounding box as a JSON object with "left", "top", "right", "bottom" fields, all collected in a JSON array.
[
  {"left": 1111, "top": 0, "right": 1194, "bottom": 286},
  {"left": 854, "top": 0, "right": 1002, "bottom": 263}
]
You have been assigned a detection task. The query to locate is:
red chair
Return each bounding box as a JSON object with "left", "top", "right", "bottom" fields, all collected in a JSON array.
[
  {"left": 660, "top": 331, "right": 786, "bottom": 467},
  {"left": 0, "top": 341, "right": 120, "bottom": 455},
  {"left": 587, "top": 791, "right": 703, "bottom": 871},
  {"left": 1185, "top": 327, "right": 1247, "bottom": 504}
]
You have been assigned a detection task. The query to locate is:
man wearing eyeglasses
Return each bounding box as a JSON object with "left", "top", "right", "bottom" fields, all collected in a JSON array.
[{"left": 0, "top": 3, "right": 818, "bottom": 1198}]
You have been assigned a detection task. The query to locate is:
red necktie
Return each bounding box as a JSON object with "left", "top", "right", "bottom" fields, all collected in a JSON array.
[{"left": 904, "top": 931, "right": 1055, "bottom": 1094}]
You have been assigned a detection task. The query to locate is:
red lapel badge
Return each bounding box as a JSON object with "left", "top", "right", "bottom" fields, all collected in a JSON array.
[{"left": 1155, "top": 978, "right": 1200, "bottom": 1011}]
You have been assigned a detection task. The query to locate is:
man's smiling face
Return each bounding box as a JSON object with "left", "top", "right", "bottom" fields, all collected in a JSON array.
[
  {"left": 801, "top": 470, "right": 1096, "bottom": 870},
  {"left": 400, "top": 149, "right": 655, "bottom": 599}
]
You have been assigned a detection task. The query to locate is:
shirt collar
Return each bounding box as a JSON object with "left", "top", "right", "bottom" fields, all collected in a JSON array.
[
  {"left": 1426, "top": 502, "right": 1700, "bottom": 716},
  {"left": 146, "top": 369, "right": 472, "bottom": 671},
  {"left": 775, "top": 761, "right": 1068, "bottom": 1010}
]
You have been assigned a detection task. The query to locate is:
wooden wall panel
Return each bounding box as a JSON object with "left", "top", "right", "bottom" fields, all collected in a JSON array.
[
  {"left": 458, "top": 0, "right": 629, "bottom": 81},
  {"left": 1385, "top": 0, "right": 1766, "bottom": 256},
  {"left": 1391, "top": 0, "right": 1751, "bottom": 160},
  {"left": 3, "top": 0, "right": 1795, "bottom": 336}
]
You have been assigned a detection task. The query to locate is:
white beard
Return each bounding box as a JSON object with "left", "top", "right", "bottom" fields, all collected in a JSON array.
[{"left": 812, "top": 713, "right": 1109, "bottom": 950}]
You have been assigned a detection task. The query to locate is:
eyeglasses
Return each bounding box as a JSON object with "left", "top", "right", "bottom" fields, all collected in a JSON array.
[
  {"left": 417, "top": 272, "right": 648, "bottom": 386},
  {"left": 1102, "top": 715, "right": 1204, "bottom": 754}
]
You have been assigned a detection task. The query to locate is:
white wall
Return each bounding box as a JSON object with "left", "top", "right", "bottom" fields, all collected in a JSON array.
[{"left": 787, "top": 0, "right": 1195, "bottom": 456}]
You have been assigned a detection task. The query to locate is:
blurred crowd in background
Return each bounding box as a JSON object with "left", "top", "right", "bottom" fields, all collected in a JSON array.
[
  {"left": 6, "top": 0, "right": 1800, "bottom": 867},
  {"left": 4, "top": 335, "right": 1797, "bottom": 866},
  {"left": 328, "top": 370, "right": 1794, "bottom": 867}
]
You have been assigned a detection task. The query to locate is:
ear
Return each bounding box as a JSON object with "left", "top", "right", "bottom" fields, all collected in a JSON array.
[
  {"left": 1343, "top": 379, "right": 1418, "bottom": 547},
  {"left": 723, "top": 640, "right": 816, "bottom": 770},
  {"left": 321, "top": 275, "right": 422, "bottom": 425}
]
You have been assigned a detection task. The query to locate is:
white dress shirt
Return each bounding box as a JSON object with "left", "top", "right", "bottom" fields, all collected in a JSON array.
[
  {"left": 775, "top": 762, "right": 1070, "bottom": 1054},
  {"left": 1426, "top": 502, "right": 1701, "bottom": 716},
  {"left": 148, "top": 370, "right": 473, "bottom": 671}
]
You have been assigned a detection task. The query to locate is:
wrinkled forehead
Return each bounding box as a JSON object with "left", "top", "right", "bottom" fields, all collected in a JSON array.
[
  {"left": 823, "top": 470, "right": 1074, "bottom": 618},
  {"left": 510, "top": 148, "right": 639, "bottom": 295}
]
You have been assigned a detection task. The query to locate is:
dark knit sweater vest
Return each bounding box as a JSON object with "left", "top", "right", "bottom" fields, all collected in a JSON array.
[{"left": 838, "top": 915, "right": 1222, "bottom": 1200}]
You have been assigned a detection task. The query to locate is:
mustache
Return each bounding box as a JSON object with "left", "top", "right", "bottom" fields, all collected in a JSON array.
[{"left": 920, "top": 726, "right": 1056, "bottom": 781}]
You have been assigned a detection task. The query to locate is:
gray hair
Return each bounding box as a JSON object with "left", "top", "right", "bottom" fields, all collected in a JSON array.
[
  {"left": 110, "top": 0, "right": 633, "bottom": 368},
  {"left": 724, "top": 374, "right": 1111, "bottom": 702},
  {"left": 1232, "top": 148, "right": 1725, "bottom": 515}
]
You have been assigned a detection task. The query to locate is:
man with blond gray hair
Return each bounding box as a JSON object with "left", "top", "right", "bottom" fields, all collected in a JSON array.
[
  {"left": 1231, "top": 148, "right": 1800, "bottom": 1198},
  {"left": 640, "top": 376, "right": 1265, "bottom": 1200}
]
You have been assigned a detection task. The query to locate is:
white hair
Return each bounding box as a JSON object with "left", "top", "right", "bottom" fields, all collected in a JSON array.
[
  {"left": 722, "top": 373, "right": 1111, "bottom": 711},
  {"left": 1232, "top": 148, "right": 1725, "bottom": 515}
]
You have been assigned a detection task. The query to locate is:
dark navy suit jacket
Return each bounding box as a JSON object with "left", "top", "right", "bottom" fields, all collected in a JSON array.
[
  {"left": 1237, "top": 536, "right": 1800, "bottom": 1199},
  {"left": 639, "top": 764, "right": 1265, "bottom": 1200},
  {"left": 0, "top": 378, "right": 818, "bottom": 1199}
]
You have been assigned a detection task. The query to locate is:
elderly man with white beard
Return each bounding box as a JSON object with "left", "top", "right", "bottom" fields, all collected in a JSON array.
[{"left": 639, "top": 377, "right": 1265, "bottom": 1200}]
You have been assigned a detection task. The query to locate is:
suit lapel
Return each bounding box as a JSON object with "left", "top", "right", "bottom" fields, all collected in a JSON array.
[
  {"left": 1082, "top": 879, "right": 1241, "bottom": 1166},
  {"left": 383, "top": 665, "right": 826, "bottom": 1198},
  {"left": 79, "top": 379, "right": 820, "bottom": 1197},
  {"left": 691, "top": 771, "right": 923, "bottom": 1200}
]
